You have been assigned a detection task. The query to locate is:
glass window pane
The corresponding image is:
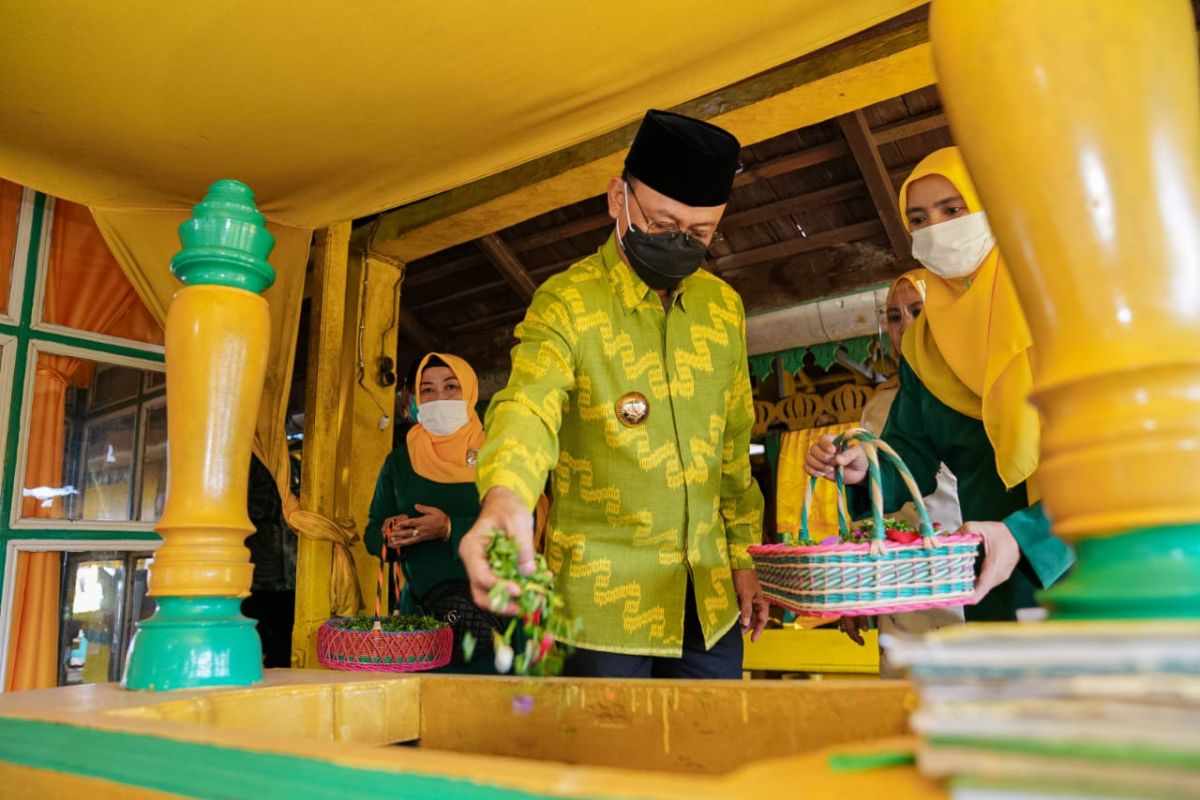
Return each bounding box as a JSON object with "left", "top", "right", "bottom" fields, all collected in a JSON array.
[
  {"left": 139, "top": 404, "right": 167, "bottom": 522},
  {"left": 42, "top": 198, "right": 163, "bottom": 345},
  {"left": 21, "top": 351, "right": 166, "bottom": 523},
  {"left": 59, "top": 553, "right": 126, "bottom": 686},
  {"left": 132, "top": 557, "right": 156, "bottom": 625},
  {"left": 0, "top": 180, "right": 20, "bottom": 317},
  {"left": 80, "top": 411, "right": 136, "bottom": 521}
]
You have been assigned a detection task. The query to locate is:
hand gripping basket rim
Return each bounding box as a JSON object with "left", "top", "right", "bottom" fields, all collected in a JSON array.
[{"left": 749, "top": 427, "right": 982, "bottom": 617}]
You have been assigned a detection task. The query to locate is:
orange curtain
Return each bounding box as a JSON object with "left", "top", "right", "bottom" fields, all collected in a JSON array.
[
  {"left": 0, "top": 180, "right": 20, "bottom": 314},
  {"left": 6, "top": 198, "right": 163, "bottom": 691},
  {"left": 3, "top": 554, "right": 60, "bottom": 690},
  {"left": 42, "top": 198, "right": 161, "bottom": 345},
  {"left": 775, "top": 423, "right": 857, "bottom": 541}
]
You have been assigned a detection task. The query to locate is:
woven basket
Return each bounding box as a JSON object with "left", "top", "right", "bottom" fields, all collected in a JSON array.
[
  {"left": 315, "top": 539, "right": 453, "bottom": 672},
  {"left": 316, "top": 619, "right": 452, "bottom": 672},
  {"left": 749, "top": 428, "right": 981, "bottom": 617}
]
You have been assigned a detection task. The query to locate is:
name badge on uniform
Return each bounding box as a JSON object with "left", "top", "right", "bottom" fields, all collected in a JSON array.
[{"left": 615, "top": 392, "right": 650, "bottom": 427}]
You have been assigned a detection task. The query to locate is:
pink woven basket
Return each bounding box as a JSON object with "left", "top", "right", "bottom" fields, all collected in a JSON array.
[
  {"left": 315, "top": 539, "right": 453, "bottom": 672},
  {"left": 316, "top": 619, "right": 452, "bottom": 672}
]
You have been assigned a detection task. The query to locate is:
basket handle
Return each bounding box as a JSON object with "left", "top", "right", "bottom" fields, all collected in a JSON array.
[
  {"left": 800, "top": 428, "right": 936, "bottom": 555},
  {"left": 375, "top": 538, "right": 405, "bottom": 631}
]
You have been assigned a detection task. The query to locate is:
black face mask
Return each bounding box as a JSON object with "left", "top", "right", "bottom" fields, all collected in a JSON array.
[{"left": 617, "top": 184, "right": 709, "bottom": 291}]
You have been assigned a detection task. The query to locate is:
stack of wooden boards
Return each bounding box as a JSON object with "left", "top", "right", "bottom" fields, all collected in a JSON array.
[{"left": 885, "top": 622, "right": 1200, "bottom": 800}]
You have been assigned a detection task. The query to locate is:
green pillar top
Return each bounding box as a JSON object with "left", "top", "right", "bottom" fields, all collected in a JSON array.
[{"left": 171, "top": 179, "right": 276, "bottom": 294}]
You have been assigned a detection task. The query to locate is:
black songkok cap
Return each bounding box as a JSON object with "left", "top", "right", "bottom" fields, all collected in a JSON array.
[{"left": 624, "top": 109, "right": 741, "bottom": 207}]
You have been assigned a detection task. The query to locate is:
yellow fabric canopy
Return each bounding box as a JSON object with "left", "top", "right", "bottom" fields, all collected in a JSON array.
[
  {"left": 0, "top": 0, "right": 920, "bottom": 482},
  {"left": 0, "top": 1, "right": 921, "bottom": 641},
  {"left": 0, "top": 1, "right": 919, "bottom": 229}
]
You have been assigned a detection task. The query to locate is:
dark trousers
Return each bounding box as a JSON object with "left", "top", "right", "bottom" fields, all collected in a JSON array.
[{"left": 562, "top": 586, "right": 744, "bottom": 679}]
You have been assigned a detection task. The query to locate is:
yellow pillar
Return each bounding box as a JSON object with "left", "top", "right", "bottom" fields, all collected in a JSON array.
[
  {"left": 123, "top": 180, "right": 274, "bottom": 689},
  {"left": 293, "top": 225, "right": 351, "bottom": 667},
  {"left": 347, "top": 253, "right": 406, "bottom": 608},
  {"left": 292, "top": 232, "right": 403, "bottom": 667},
  {"left": 931, "top": 0, "right": 1200, "bottom": 616}
]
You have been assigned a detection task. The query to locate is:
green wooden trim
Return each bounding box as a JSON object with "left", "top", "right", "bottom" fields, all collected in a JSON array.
[
  {"left": 0, "top": 716, "right": 611, "bottom": 800},
  {"left": 28, "top": 329, "right": 164, "bottom": 362},
  {"left": 18, "top": 193, "right": 44, "bottom": 328},
  {"left": 172, "top": 180, "right": 276, "bottom": 293},
  {"left": 0, "top": 311, "right": 32, "bottom": 573},
  {"left": 2, "top": 530, "right": 161, "bottom": 542},
  {"left": 1040, "top": 524, "right": 1200, "bottom": 619}
]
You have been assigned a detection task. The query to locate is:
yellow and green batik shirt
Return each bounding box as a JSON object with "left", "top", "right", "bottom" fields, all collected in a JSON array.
[{"left": 477, "top": 235, "right": 764, "bottom": 657}]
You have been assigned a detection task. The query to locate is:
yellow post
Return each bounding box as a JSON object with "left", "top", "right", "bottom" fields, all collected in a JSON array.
[
  {"left": 293, "top": 224, "right": 352, "bottom": 667},
  {"left": 292, "top": 235, "right": 403, "bottom": 667},
  {"left": 123, "top": 180, "right": 275, "bottom": 690},
  {"left": 347, "top": 253, "right": 406, "bottom": 606},
  {"left": 931, "top": 0, "right": 1200, "bottom": 616}
]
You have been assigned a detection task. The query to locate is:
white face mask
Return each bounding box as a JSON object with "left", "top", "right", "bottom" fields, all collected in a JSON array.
[
  {"left": 417, "top": 399, "right": 469, "bottom": 437},
  {"left": 910, "top": 210, "right": 996, "bottom": 279}
]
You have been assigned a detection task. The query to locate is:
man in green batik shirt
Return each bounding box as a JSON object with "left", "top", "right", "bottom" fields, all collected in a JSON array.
[{"left": 459, "top": 110, "right": 768, "bottom": 679}]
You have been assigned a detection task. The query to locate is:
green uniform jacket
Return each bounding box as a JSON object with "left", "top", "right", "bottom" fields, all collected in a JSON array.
[
  {"left": 477, "top": 235, "right": 765, "bottom": 657},
  {"left": 365, "top": 446, "right": 480, "bottom": 602},
  {"left": 852, "top": 359, "right": 1074, "bottom": 621}
]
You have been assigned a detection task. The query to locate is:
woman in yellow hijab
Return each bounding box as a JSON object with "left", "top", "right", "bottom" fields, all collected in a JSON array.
[
  {"left": 366, "top": 353, "right": 499, "bottom": 668},
  {"left": 806, "top": 147, "right": 1073, "bottom": 622}
]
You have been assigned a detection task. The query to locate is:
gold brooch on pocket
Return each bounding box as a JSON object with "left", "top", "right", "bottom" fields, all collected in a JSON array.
[{"left": 615, "top": 392, "right": 650, "bottom": 427}]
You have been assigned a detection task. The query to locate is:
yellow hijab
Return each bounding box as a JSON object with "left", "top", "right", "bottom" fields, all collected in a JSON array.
[
  {"left": 876, "top": 269, "right": 929, "bottom": 392},
  {"left": 406, "top": 352, "right": 486, "bottom": 484},
  {"left": 888, "top": 268, "right": 928, "bottom": 308},
  {"left": 898, "top": 147, "right": 1039, "bottom": 490}
]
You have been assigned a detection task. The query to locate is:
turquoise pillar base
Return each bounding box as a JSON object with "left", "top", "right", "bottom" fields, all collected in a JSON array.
[
  {"left": 1040, "top": 524, "right": 1200, "bottom": 620},
  {"left": 122, "top": 597, "right": 263, "bottom": 691}
]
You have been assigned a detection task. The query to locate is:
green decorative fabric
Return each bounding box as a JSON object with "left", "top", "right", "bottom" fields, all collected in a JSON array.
[
  {"left": 748, "top": 353, "right": 775, "bottom": 382},
  {"left": 848, "top": 359, "right": 1074, "bottom": 621},
  {"left": 478, "top": 235, "right": 764, "bottom": 657},
  {"left": 809, "top": 341, "right": 840, "bottom": 371},
  {"left": 842, "top": 335, "right": 874, "bottom": 367},
  {"left": 779, "top": 345, "right": 808, "bottom": 375}
]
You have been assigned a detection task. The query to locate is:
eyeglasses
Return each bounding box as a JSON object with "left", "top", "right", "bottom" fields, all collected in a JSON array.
[{"left": 626, "top": 187, "right": 725, "bottom": 247}]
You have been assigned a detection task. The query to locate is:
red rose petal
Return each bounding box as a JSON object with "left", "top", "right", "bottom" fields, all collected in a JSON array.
[{"left": 885, "top": 529, "right": 921, "bottom": 545}]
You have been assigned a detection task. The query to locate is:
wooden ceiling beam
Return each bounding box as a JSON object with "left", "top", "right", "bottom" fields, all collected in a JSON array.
[
  {"left": 411, "top": 255, "right": 581, "bottom": 312},
  {"left": 402, "top": 253, "right": 486, "bottom": 288},
  {"left": 734, "top": 140, "right": 849, "bottom": 187},
  {"left": 871, "top": 110, "right": 947, "bottom": 144},
  {"left": 712, "top": 219, "right": 883, "bottom": 273},
  {"left": 412, "top": 276, "right": 510, "bottom": 311},
  {"left": 509, "top": 212, "right": 611, "bottom": 253},
  {"left": 838, "top": 109, "right": 911, "bottom": 259},
  {"left": 477, "top": 233, "right": 538, "bottom": 302},
  {"left": 720, "top": 179, "right": 865, "bottom": 231},
  {"left": 445, "top": 306, "right": 527, "bottom": 335},
  {"left": 503, "top": 141, "right": 854, "bottom": 256},
  {"left": 365, "top": 18, "right": 933, "bottom": 262},
  {"left": 400, "top": 312, "right": 440, "bottom": 353}
]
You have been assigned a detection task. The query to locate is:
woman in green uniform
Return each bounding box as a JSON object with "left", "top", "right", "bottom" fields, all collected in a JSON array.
[
  {"left": 805, "top": 147, "right": 1073, "bottom": 621},
  {"left": 366, "top": 352, "right": 501, "bottom": 665}
]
